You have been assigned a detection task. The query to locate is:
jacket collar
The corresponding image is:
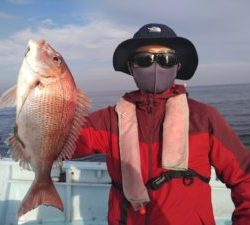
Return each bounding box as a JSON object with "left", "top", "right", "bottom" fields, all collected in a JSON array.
[{"left": 123, "top": 84, "right": 187, "bottom": 108}]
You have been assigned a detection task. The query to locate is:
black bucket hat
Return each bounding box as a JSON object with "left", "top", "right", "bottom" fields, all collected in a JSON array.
[{"left": 113, "top": 23, "right": 198, "bottom": 80}]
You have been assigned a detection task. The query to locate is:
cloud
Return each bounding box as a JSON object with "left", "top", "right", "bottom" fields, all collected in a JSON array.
[
  {"left": 71, "top": 0, "right": 250, "bottom": 69},
  {"left": 7, "top": 0, "right": 33, "bottom": 4},
  {"left": 0, "top": 19, "right": 133, "bottom": 67},
  {"left": 76, "top": 0, "right": 250, "bottom": 31},
  {"left": 77, "top": 0, "right": 250, "bottom": 56},
  {"left": 0, "top": 11, "right": 16, "bottom": 20},
  {"left": 0, "top": 18, "right": 135, "bottom": 92},
  {"left": 38, "top": 19, "right": 57, "bottom": 28},
  {"left": 0, "top": 4, "right": 249, "bottom": 92}
]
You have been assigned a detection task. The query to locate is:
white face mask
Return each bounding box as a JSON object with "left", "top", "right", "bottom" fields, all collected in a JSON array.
[{"left": 131, "top": 62, "right": 178, "bottom": 93}]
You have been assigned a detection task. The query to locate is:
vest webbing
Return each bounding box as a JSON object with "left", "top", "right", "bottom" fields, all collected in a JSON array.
[{"left": 113, "top": 169, "right": 210, "bottom": 225}]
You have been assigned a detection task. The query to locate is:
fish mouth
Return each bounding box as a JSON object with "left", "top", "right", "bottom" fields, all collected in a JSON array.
[
  {"left": 28, "top": 39, "right": 47, "bottom": 47},
  {"left": 37, "top": 39, "right": 46, "bottom": 45},
  {"left": 23, "top": 39, "right": 63, "bottom": 80},
  {"left": 26, "top": 39, "right": 62, "bottom": 64},
  {"left": 27, "top": 39, "right": 51, "bottom": 54}
]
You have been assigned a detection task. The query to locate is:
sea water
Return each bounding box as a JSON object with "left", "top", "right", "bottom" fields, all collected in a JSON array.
[{"left": 0, "top": 83, "right": 249, "bottom": 158}]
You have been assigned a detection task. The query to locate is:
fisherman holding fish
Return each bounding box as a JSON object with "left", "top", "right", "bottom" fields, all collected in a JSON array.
[
  {"left": 72, "top": 24, "right": 250, "bottom": 225},
  {"left": 1, "top": 23, "right": 250, "bottom": 225}
]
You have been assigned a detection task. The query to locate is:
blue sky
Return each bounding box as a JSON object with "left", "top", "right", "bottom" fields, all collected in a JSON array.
[{"left": 0, "top": 0, "right": 250, "bottom": 93}]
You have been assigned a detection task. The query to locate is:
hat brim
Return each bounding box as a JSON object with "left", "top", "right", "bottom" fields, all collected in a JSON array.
[{"left": 113, "top": 37, "right": 198, "bottom": 80}]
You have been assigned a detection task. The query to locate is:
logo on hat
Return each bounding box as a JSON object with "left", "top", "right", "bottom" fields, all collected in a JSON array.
[{"left": 148, "top": 26, "right": 161, "bottom": 33}]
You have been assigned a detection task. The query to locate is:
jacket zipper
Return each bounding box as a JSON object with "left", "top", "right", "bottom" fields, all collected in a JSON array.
[
  {"left": 147, "top": 95, "right": 154, "bottom": 179},
  {"left": 145, "top": 94, "right": 154, "bottom": 225}
]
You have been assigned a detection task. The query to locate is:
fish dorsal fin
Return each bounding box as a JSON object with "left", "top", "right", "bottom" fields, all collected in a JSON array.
[
  {"left": 7, "top": 132, "right": 32, "bottom": 170},
  {"left": 53, "top": 90, "right": 90, "bottom": 167},
  {"left": 0, "top": 85, "right": 17, "bottom": 108}
]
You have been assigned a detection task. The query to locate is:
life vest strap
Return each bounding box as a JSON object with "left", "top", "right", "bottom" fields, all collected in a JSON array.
[
  {"left": 112, "top": 169, "right": 210, "bottom": 192},
  {"left": 146, "top": 169, "right": 210, "bottom": 190}
]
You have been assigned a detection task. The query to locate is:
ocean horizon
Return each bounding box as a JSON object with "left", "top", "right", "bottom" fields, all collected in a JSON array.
[{"left": 0, "top": 82, "right": 249, "bottom": 158}]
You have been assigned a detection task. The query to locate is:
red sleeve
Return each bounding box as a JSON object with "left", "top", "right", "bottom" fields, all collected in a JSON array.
[
  {"left": 208, "top": 106, "right": 250, "bottom": 225},
  {"left": 71, "top": 107, "right": 112, "bottom": 159}
]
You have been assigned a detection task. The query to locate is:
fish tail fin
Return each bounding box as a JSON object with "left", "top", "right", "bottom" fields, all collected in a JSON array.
[{"left": 18, "top": 178, "right": 63, "bottom": 218}]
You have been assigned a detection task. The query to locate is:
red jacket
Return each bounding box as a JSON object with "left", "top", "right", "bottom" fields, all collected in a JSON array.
[{"left": 72, "top": 85, "right": 250, "bottom": 225}]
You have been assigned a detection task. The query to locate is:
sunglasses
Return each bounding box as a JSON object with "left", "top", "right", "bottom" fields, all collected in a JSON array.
[{"left": 130, "top": 52, "right": 178, "bottom": 68}]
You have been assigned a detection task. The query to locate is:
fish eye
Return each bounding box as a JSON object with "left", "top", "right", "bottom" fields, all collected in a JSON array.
[{"left": 53, "top": 56, "right": 62, "bottom": 65}]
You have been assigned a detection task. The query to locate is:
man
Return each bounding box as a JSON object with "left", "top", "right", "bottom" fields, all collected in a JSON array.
[{"left": 72, "top": 23, "right": 250, "bottom": 225}]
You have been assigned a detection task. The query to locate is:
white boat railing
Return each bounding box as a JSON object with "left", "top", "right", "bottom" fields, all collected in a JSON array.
[{"left": 0, "top": 158, "right": 234, "bottom": 225}]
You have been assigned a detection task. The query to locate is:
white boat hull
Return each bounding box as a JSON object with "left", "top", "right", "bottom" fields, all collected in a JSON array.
[{"left": 0, "top": 158, "right": 234, "bottom": 225}]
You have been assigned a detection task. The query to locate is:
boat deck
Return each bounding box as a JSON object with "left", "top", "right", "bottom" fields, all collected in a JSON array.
[{"left": 0, "top": 156, "right": 234, "bottom": 225}]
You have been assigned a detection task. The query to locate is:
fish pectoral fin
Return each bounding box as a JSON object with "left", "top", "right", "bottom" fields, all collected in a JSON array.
[
  {"left": 7, "top": 134, "right": 31, "bottom": 170},
  {"left": 54, "top": 90, "right": 90, "bottom": 166},
  {"left": 0, "top": 85, "right": 17, "bottom": 108},
  {"left": 17, "top": 79, "right": 40, "bottom": 117}
]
